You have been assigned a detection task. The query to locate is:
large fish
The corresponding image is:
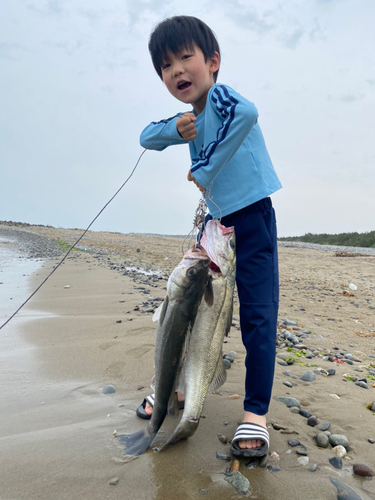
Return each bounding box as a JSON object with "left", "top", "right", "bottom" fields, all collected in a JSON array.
[
  {"left": 119, "top": 244, "right": 212, "bottom": 456},
  {"left": 157, "top": 219, "right": 236, "bottom": 450}
]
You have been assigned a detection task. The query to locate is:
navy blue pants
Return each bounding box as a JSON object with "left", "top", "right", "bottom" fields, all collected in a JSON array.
[{"left": 205, "top": 197, "right": 279, "bottom": 415}]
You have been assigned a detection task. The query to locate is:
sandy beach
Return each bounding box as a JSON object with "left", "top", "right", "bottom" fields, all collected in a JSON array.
[{"left": 0, "top": 223, "right": 374, "bottom": 500}]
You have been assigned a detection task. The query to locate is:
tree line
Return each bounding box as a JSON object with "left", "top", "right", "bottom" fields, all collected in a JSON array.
[{"left": 278, "top": 231, "right": 375, "bottom": 248}]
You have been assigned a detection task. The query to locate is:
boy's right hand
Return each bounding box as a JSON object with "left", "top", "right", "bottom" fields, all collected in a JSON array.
[{"left": 177, "top": 113, "right": 197, "bottom": 141}]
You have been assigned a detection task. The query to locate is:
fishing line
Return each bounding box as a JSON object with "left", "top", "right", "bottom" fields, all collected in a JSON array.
[{"left": 0, "top": 115, "right": 180, "bottom": 331}]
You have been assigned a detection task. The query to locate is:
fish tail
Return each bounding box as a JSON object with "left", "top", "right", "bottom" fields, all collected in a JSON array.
[
  {"left": 118, "top": 427, "right": 155, "bottom": 456},
  {"left": 156, "top": 419, "right": 200, "bottom": 452}
]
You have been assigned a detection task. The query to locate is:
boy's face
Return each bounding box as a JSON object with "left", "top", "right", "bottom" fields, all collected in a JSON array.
[{"left": 161, "top": 44, "right": 220, "bottom": 114}]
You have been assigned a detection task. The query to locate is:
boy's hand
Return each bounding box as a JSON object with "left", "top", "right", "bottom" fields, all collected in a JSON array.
[
  {"left": 177, "top": 113, "right": 197, "bottom": 141},
  {"left": 187, "top": 170, "right": 204, "bottom": 192}
]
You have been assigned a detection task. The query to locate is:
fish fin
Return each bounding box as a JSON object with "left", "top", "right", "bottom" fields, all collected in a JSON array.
[
  {"left": 157, "top": 295, "right": 169, "bottom": 326},
  {"left": 225, "top": 297, "right": 233, "bottom": 337},
  {"left": 167, "top": 391, "right": 180, "bottom": 419},
  {"left": 208, "top": 358, "right": 227, "bottom": 393},
  {"left": 118, "top": 426, "right": 155, "bottom": 456},
  {"left": 152, "top": 302, "right": 164, "bottom": 322},
  {"left": 204, "top": 276, "right": 214, "bottom": 307},
  {"left": 176, "top": 361, "right": 186, "bottom": 395}
]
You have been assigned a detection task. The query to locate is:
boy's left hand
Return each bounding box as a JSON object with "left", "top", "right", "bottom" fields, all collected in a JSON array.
[{"left": 187, "top": 170, "right": 204, "bottom": 192}]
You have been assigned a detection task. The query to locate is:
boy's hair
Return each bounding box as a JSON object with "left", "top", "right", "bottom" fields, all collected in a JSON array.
[{"left": 149, "top": 16, "right": 220, "bottom": 83}]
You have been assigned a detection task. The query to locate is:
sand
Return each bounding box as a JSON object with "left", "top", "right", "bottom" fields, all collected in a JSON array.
[{"left": 0, "top": 224, "right": 375, "bottom": 500}]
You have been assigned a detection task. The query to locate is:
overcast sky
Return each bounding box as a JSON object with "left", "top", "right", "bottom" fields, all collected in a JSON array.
[{"left": 1, "top": 0, "right": 374, "bottom": 237}]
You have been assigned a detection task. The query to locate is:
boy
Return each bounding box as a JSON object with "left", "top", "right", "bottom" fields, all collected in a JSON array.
[{"left": 138, "top": 16, "right": 281, "bottom": 457}]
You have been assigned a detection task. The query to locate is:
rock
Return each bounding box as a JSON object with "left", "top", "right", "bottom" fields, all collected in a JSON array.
[
  {"left": 329, "top": 434, "right": 350, "bottom": 450},
  {"left": 217, "top": 434, "right": 228, "bottom": 444},
  {"left": 333, "top": 445, "right": 347, "bottom": 458},
  {"left": 300, "top": 371, "right": 316, "bottom": 382},
  {"left": 309, "top": 464, "right": 318, "bottom": 472},
  {"left": 283, "top": 381, "right": 293, "bottom": 388},
  {"left": 199, "top": 489, "right": 208, "bottom": 495},
  {"left": 275, "top": 396, "right": 300, "bottom": 408},
  {"left": 329, "top": 456, "right": 343, "bottom": 469},
  {"left": 109, "top": 477, "right": 119, "bottom": 485},
  {"left": 327, "top": 369, "right": 336, "bottom": 376},
  {"left": 116, "top": 319, "right": 122, "bottom": 323},
  {"left": 284, "top": 319, "right": 299, "bottom": 326},
  {"left": 289, "top": 406, "right": 300, "bottom": 414},
  {"left": 299, "top": 408, "right": 311, "bottom": 418},
  {"left": 277, "top": 352, "right": 291, "bottom": 360},
  {"left": 296, "top": 450, "right": 307, "bottom": 456},
  {"left": 223, "top": 359, "right": 232, "bottom": 369},
  {"left": 277, "top": 360, "right": 288, "bottom": 366},
  {"left": 267, "top": 466, "right": 281, "bottom": 471},
  {"left": 224, "top": 471, "right": 251, "bottom": 495},
  {"left": 355, "top": 381, "right": 368, "bottom": 389},
  {"left": 284, "top": 370, "right": 291, "bottom": 377},
  {"left": 270, "top": 451, "right": 280, "bottom": 460},
  {"left": 307, "top": 415, "right": 318, "bottom": 427},
  {"left": 102, "top": 385, "right": 116, "bottom": 394},
  {"left": 227, "top": 351, "right": 238, "bottom": 358},
  {"left": 288, "top": 439, "right": 300, "bottom": 447},
  {"left": 315, "top": 433, "right": 330, "bottom": 448},
  {"left": 225, "top": 356, "right": 234, "bottom": 363},
  {"left": 302, "top": 329, "right": 312, "bottom": 334},
  {"left": 229, "top": 394, "right": 239, "bottom": 400},
  {"left": 216, "top": 451, "right": 231, "bottom": 461},
  {"left": 368, "top": 438, "right": 375, "bottom": 444},
  {"left": 353, "top": 462, "right": 374, "bottom": 478},
  {"left": 330, "top": 479, "right": 362, "bottom": 500},
  {"left": 318, "top": 422, "right": 331, "bottom": 431},
  {"left": 297, "top": 456, "right": 309, "bottom": 466},
  {"left": 272, "top": 423, "right": 287, "bottom": 430}
]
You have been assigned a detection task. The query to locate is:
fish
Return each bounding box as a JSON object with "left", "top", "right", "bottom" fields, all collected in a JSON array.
[
  {"left": 156, "top": 219, "right": 236, "bottom": 451},
  {"left": 119, "top": 244, "right": 212, "bottom": 456}
]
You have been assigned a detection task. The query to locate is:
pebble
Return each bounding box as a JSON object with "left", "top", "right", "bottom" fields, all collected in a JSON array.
[
  {"left": 296, "top": 450, "right": 307, "bottom": 456},
  {"left": 216, "top": 451, "right": 231, "bottom": 461},
  {"left": 288, "top": 439, "right": 300, "bottom": 447},
  {"left": 116, "top": 319, "right": 122, "bottom": 323},
  {"left": 355, "top": 381, "right": 368, "bottom": 389},
  {"left": 227, "top": 351, "right": 238, "bottom": 358},
  {"left": 289, "top": 406, "right": 300, "bottom": 414},
  {"left": 283, "top": 370, "right": 291, "bottom": 377},
  {"left": 198, "top": 489, "right": 208, "bottom": 495},
  {"left": 284, "top": 319, "right": 299, "bottom": 326},
  {"left": 109, "top": 478, "right": 119, "bottom": 485},
  {"left": 272, "top": 423, "right": 287, "bottom": 430},
  {"left": 333, "top": 445, "right": 347, "bottom": 458},
  {"left": 277, "top": 360, "right": 288, "bottom": 366},
  {"left": 307, "top": 415, "right": 318, "bottom": 427},
  {"left": 299, "top": 408, "right": 311, "bottom": 418},
  {"left": 297, "top": 456, "right": 309, "bottom": 466},
  {"left": 275, "top": 396, "right": 300, "bottom": 408},
  {"left": 267, "top": 466, "right": 281, "bottom": 472},
  {"left": 315, "top": 432, "right": 330, "bottom": 448},
  {"left": 224, "top": 471, "right": 251, "bottom": 495},
  {"left": 329, "top": 456, "right": 343, "bottom": 470},
  {"left": 228, "top": 394, "right": 239, "bottom": 400},
  {"left": 309, "top": 464, "right": 318, "bottom": 472},
  {"left": 368, "top": 439, "right": 375, "bottom": 444},
  {"left": 300, "top": 371, "right": 315, "bottom": 382},
  {"left": 317, "top": 422, "right": 330, "bottom": 431},
  {"left": 270, "top": 451, "right": 280, "bottom": 460},
  {"left": 327, "top": 369, "right": 336, "bottom": 376},
  {"left": 353, "top": 462, "right": 374, "bottom": 478},
  {"left": 223, "top": 359, "right": 232, "bottom": 370},
  {"left": 102, "top": 384, "right": 116, "bottom": 394},
  {"left": 283, "top": 381, "right": 293, "bottom": 388},
  {"left": 330, "top": 479, "right": 362, "bottom": 500},
  {"left": 329, "top": 434, "right": 350, "bottom": 450},
  {"left": 217, "top": 434, "right": 228, "bottom": 444}
]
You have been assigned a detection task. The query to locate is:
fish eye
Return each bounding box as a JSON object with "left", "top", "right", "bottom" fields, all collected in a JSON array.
[
  {"left": 230, "top": 240, "right": 235, "bottom": 250},
  {"left": 187, "top": 268, "right": 197, "bottom": 277}
]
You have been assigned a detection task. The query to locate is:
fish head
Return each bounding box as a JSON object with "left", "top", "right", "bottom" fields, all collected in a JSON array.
[
  {"left": 167, "top": 244, "right": 210, "bottom": 301},
  {"left": 200, "top": 219, "right": 236, "bottom": 278}
]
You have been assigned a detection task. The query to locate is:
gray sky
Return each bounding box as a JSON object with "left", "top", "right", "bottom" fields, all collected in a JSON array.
[{"left": 1, "top": 0, "right": 374, "bottom": 237}]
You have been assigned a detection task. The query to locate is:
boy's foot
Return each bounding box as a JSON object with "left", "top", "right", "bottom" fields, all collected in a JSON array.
[
  {"left": 238, "top": 412, "right": 267, "bottom": 449},
  {"left": 142, "top": 391, "right": 185, "bottom": 416}
]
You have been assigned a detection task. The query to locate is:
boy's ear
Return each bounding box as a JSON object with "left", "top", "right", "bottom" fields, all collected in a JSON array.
[{"left": 209, "top": 51, "right": 220, "bottom": 75}]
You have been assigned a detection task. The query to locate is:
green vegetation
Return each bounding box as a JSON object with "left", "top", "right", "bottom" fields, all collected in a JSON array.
[
  {"left": 278, "top": 231, "right": 375, "bottom": 248},
  {"left": 57, "top": 239, "right": 80, "bottom": 251}
]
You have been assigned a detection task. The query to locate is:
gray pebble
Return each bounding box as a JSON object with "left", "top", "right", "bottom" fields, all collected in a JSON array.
[
  {"left": 227, "top": 351, "right": 238, "bottom": 358},
  {"left": 329, "top": 479, "right": 362, "bottom": 500},
  {"left": 267, "top": 466, "right": 281, "bottom": 471},
  {"left": 289, "top": 406, "right": 300, "bottom": 414},
  {"left": 277, "top": 360, "right": 288, "bottom": 366},
  {"left": 217, "top": 434, "right": 227, "bottom": 444},
  {"left": 327, "top": 369, "right": 336, "bottom": 376},
  {"left": 329, "top": 456, "right": 343, "bottom": 469},
  {"left": 283, "top": 381, "right": 293, "bottom": 388},
  {"left": 300, "top": 371, "right": 315, "bottom": 382},
  {"left": 309, "top": 464, "right": 318, "bottom": 472},
  {"left": 307, "top": 415, "right": 318, "bottom": 427},
  {"left": 223, "top": 359, "right": 232, "bottom": 370},
  {"left": 284, "top": 370, "right": 291, "bottom": 377},
  {"left": 315, "top": 432, "right": 329, "bottom": 448},
  {"left": 299, "top": 408, "right": 311, "bottom": 418},
  {"left": 109, "top": 478, "right": 119, "bottom": 485},
  {"left": 355, "top": 381, "right": 368, "bottom": 389},
  {"left": 216, "top": 451, "right": 231, "bottom": 461},
  {"left": 288, "top": 439, "right": 300, "bottom": 447},
  {"left": 102, "top": 385, "right": 116, "bottom": 394},
  {"left": 224, "top": 471, "right": 251, "bottom": 495},
  {"left": 284, "top": 319, "right": 299, "bottom": 326},
  {"left": 198, "top": 489, "right": 208, "bottom": 495},
  {"left": 296, "top": 450, "right": 307, "bottom": 456},
  {"left": 329, "top": 434, "right": 350, "bottom": 450},
  {"left": 318, "top": 422, "right": 330, "bottom": 431},
  {"left": 275, "top": 396, "right": 300, "bottom": 408}
]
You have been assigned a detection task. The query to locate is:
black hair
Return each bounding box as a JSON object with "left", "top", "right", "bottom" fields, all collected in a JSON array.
[{"left": 148, "top": 16, "right": 220, "bottom": 83}]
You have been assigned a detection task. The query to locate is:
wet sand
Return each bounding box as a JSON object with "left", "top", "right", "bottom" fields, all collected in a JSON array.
[{"left": 0, "top": 226, "right": 375, "bottom": 500}]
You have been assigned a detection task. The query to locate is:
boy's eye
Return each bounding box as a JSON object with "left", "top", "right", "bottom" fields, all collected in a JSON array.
[
  {"left": 162, "top": 63, "right": 170, "bottom": 70},
  {"left": 182, "top": 54, "right": 191, "bottom": 60}
]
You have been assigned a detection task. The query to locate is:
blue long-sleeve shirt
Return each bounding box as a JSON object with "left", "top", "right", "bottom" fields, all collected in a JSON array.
[{"left": 140, "top": 83, "right": 282, "bottom": 218}]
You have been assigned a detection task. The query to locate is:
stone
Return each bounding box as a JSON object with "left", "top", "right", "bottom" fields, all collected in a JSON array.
[
  {"left": 223, "top": 359, "right": 232, "bottom": 369},
  {"left": 272, "top": 423, "right": 287, "bottom": 430},
  {"left": 102, "top": 385, "right": 116, "bottom": 394},
  {"left": 275, "top": 396, "right": 300, "bottom": 408},
  {"left": 267, "top": 466, "right": 281, "bottom": 471},
  {"left": 288, "top": 439, "right": 300, "bottom": 447},
  {"left": 283, "top": 381, "right": 293, "bottom": 388},
  {"left": 299, "top": 408, "right": 312, "bottom": 418},
  {"left": 224, "top": 471, "right": 251, "bottom": 495},
  {"left": 353, "top": 462, "right": 374, "bottom": 478},
  {"left": 333, "top": 445, "right": 347, "bottom": 458},
  {"left": 327, "top": 369, "right": 336, "bottom": 376},
  {"left": 284, "top": 370, "right": 291, "bottom": 377},
  {"left": 309, "top": 464, "right": 318, "bottom": 472},
  {"left": 329, "top": 456, "right": 343, "bottom": 470},
  {"left": 330, "top": 479, "right": 362, "bottom": 500},
  {"left": 296, "top": 450, "right": 307, "bottom": 456},
  {"left": 315, "top": 433, "right": 329, "bottom": 448},
  {"left": 307, "top": 415, "right": 318, "bottom": 427},
  {"left": 217, "top": 434, "right": 228, "bottom": 444},
  {"left": 216, "top": 451, "right": 231, "bottom": 461},
  {"left": 318, "top": 422, "right": 330, "bottom": 432},
  {"left": 199, "top": 489, "right": 208, "bottom": 495},
  {"left": 227, "top": 351, "right": 238, "bottom": 358},
  {"left": 289, "top": 406, "right": 300, "bottom": 414},
  {"left": 329, "top": 434, "right": 350, "bottom": 450},
  {"left": 116, "top": 319, "right": 122, "bottom": 323},
  {"left": 277, "top": 360, "right": 288, "bottom": 366},
  {"left": 109, "top": 478, "right": 119, "bottom": 485},
  {"left": 297, "top": 456, "right": 309, "bottom": 466},
  {"left": 355, "top": 381, "right": 368, "bottom": 389},
  {"left": 368, "top": 438, "right": 375, "bottom": 444},
  {"left": 284, "top": 319, "right": 299, "bottom": 326},
  {"left": 300, "top": 371, "right": 315, "bottom": 382}
]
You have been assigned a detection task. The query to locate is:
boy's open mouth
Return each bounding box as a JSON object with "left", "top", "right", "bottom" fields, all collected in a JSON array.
[{"left": 177, "top": 81, "right": 191, "bottom": 91}]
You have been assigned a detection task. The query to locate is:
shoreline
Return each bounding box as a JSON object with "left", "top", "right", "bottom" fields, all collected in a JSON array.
[{"left": 0, "top": 225, "right": 374, "bottom": 499}]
